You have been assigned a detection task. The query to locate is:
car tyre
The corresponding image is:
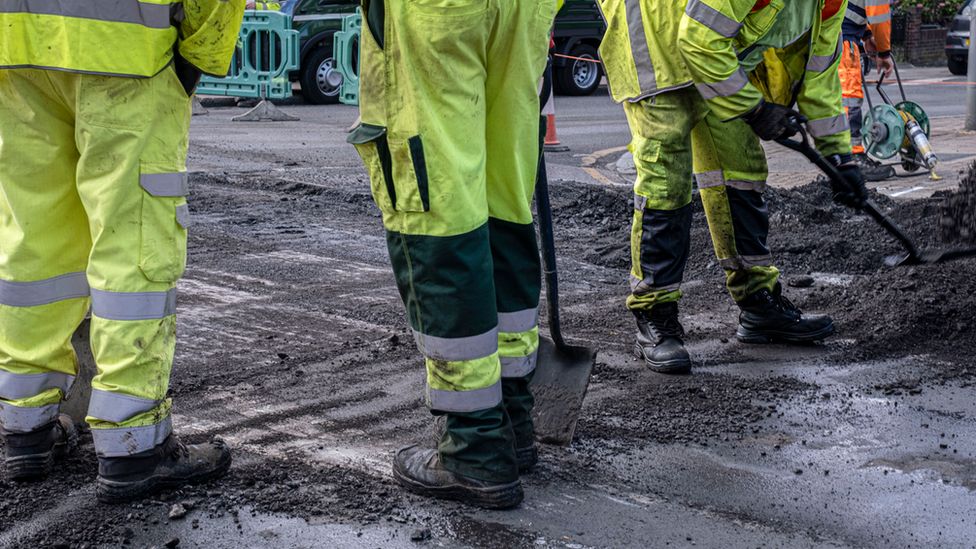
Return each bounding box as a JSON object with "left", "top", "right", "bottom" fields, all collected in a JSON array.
[
  {"left": 947, "top": 56, "right": 968, "bottom": 76},
  {"left": 301, "top": 44, "right": 342, "bottom": 105},
  {"left": 554, "top": 43, "right": 602, "bottom": 96}
]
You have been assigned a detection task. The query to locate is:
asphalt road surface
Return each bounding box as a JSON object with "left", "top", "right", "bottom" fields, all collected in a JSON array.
[{"left": 2, "top": 65, "right": 976, "bottom": 549}]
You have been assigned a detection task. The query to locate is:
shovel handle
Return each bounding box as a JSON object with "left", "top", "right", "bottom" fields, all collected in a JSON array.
[
  {"left": 775, "top": 124, "right": 922, "bottom": 261},
  {"left": 536, "top": 59, "right": 568, "bottom": 350}
]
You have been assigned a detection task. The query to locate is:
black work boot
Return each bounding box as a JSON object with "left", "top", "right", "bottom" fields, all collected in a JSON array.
[
  {"left": 96, "top": 434, "right": 231, "bottom": 504},
  {"left": 502, "top": 377, "right": 537, "bottom": 473},
  {"left": 633, "top": 302, "right": 692, "bottom": 374},
  {"left": 3, "top": 415, "right": 78, "bottom": 482},
  {"left": 736, "top": 284, "right": 835, "bottom": 344},
  {"left": 854, "top": 153, "right": 895, "bottom": 182},
  {"left": 393, "top": 444, "right": 523, "bottom": 509}
]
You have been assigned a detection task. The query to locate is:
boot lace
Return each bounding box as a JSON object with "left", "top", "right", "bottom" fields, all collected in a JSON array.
[
  {"left": 641, "top": 305, "right": 684, "bottom": 341},
  {"left": 768, "top": 290, "right": 802, "bottom": 320}
]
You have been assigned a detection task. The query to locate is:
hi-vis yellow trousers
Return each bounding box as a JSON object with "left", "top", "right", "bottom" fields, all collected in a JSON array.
[{"left": 0, "top": 67, "right": 190, "bottom": 457}]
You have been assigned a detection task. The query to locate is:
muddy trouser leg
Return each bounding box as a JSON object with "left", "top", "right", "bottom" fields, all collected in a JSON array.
[
  {"left": 350, "top": 0, "right": 554, "bottom": 483},
  {"left": 623, "top": 89, "right": 705, "bottom": 312},
  {"left": 0, "top": 70, "right": 90, "bottom": 433},
  {"left": 72, "top": 67, "right": 192, "bottom": 456},
  {"left": 693, "top": 109, "right": 780, "bottom": 303},
  {"left": 840, "top": 40, "right": 865, "bottom": 154}
]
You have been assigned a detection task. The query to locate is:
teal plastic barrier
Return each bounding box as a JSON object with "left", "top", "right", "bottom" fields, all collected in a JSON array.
[
  {"left": 197, "top": 10, "right": 300, "bottom": 99},
  {"left": 333, "top": 10, "right": 361, "bottom": 106}
]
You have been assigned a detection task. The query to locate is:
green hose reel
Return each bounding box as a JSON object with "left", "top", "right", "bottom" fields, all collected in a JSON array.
[{"left": 862, "top": 62, "right": 936, "bottom": 173}]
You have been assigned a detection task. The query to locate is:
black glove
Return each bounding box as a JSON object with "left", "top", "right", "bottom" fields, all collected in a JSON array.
[
  {"left": 827, "top": 154, "right": 868, "bottom": 210},
  {"left": 742, "top": 100, "right": 804, "bottom": 141}
]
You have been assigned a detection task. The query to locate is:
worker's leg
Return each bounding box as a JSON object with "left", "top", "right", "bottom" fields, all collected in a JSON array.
[
  {"left": 0, "top": 70, "right": 90, "bottom": 437},
  {"left": 840, "top": 39, "right": 894, "bottom": 181},
  {"left": 624, "top": 88, "right": 705, "bottom": 373},
  {"left": 624, "top": 89, "right": 704, "bottom": 311},
  {"left": 840, "top": 39, "right": 865, "bottom": 154},
  {"left": 351, "top": 0, "right": 520, "bottom": 489},
  {"left": 485, "top": 0, "right": 556, "bottom": 464},
  {"left": 695, "top": 111, "right": 834, "bottom": 343},
  {"left": 71, "top": 68, "right": 191, "bottom": 457},
  {"left": 692, "top": 112, "right": 778, "bottom": 302}
]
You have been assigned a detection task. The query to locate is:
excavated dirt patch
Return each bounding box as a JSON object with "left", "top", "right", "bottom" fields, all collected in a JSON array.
[
  {"left": 547, "top": 175, "right": 976, "bottom": 365},
  {"left": 940, "top": 161, "right": 976, "bottom": 245}
]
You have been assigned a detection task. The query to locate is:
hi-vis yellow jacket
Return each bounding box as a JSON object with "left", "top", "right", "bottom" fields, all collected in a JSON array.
[
  {"left": 598, "top": 0, "right": 851, "bottom": 154},
  {"left": 0, "top": 0, "right": 245, "bottom": 78}
]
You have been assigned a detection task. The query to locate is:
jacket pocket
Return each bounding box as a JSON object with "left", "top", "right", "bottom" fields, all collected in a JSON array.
[
  {"left": 348, "top": 124, "right": 430, "bottom": 214},
  {"left": 736, "top": 0, "right": 785, "bottom": 49},
  {"left": 138, "top": 168, "right": 189, "bottom": 283}
]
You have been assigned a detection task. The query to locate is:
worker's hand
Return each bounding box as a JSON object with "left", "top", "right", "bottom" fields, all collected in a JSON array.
[
  {"left": 828, "top": 156, "right": 868, "bottom": 209},
  {"left": 742, "top": 101, "right": 805, "bottom": 141},
  {"left": 245, "top": 1, "right": 256, "bottom": 8},
  {"left": 876, "top": 54, "right": 895, "bottom": 78}
]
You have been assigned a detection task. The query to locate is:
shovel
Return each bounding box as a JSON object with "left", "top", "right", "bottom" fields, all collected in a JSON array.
[
  {"left": 776, "top": 123, "right": 976, "bottom": 267},
  {"left": 528, "top": 63, "right": 597, "bottom": 445}
]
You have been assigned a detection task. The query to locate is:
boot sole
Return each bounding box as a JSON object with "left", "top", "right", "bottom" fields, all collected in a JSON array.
[
  {"left": 736, "top": 322, "right": 836, "bottom": 344},
  {"left": 96, "top": 453, "right": 232, "bottom": 504},
  {"left": 6, "top": 425, "right": 79, "bottom": 482},
  {"left": 392, "top": 463, "right": 523, "bottom": 510},
  {"left": 634, "top": 342, "right": 692, "bottom": 375}
]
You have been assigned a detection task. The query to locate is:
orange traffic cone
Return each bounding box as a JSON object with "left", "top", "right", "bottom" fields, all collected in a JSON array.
[{"left": 543, "top": 114, "right": 569, "bottom": 153}]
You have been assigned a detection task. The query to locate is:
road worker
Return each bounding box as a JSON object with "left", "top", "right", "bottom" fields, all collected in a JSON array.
[
  {"left": 841, "top": 0, "right": 895, "bottom": 180},
  {"left": 597, "top": 0, "right": 865, "bottom": 373},
  {"left": 0, "top": 0, "right": 244, "bottom": 502},
  {"left": 349, "top": 0, "right": 560, "bottom": 508}
]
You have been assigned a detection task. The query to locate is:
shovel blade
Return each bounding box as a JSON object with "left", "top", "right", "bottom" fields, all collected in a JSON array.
[{"left": 529, "top": 336, "right": 596, "bottom": 446}]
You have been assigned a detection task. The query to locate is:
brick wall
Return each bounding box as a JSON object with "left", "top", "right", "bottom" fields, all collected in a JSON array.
[{"left": 902, "top": 6, "right": 948, "bottom": 66}]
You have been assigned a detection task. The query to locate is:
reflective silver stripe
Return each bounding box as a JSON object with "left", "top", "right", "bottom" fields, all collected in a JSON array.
[
  {"left": 630, "top": 274, "right": 681, "bottom": 294},
  {"left": 695, "top": 170, "right": 725, "bottom": 189},
  {"left": 851, "top": 136, "right": 863, "bottom": 147},
  {"left": 726, "top": 180, "right": 766, "bottom": 192},
  {"left": 0, "top": 370, "right": 75, "bottom": 400},
  {"left": 685, "top": 0, "right": 742, "bottom": 38},
  {"left": 413, "top": 328, "right": 498, "bottom": 362},
  {"left": 88, "top": 389, "right": 162, "bottom": 424},
  {"left": 806, "top": 114, "right": 850, "bottom": 138},
  {"left": 0, "top": 272, "right": 89, "bottom": 307},
  {"left": 92, "top": 416, "right": 173, "bottom": 457},
  {"left": 625, "top": 0, "right": 657, "bottom": 93},
  {"left": 0, "top": 0, "right": 175, "bottom": 29},
  {"left": 807, "top": 37, "right": 842, "bottom": 73},
  {"left": 720, "top": 254, "right": 773, "bottom": 270},
  {"left": 497, "top": 309, "right": 538, "bottom": 334},
  {"left": 846, "top": 11, "right": 866, "bottom": 25},
  {"left": 696, "top": 68, "right": 748, "bottom": 100},
  {"left": 634, "top": 193, "right": 648, "bottom": 212},
  {"left": 866, "top": 14, "right": 889, "bottom": 24},
  {"left": 501, "top": 352, "right": 538, "bottom": 379},
  {"left": 0, "top": 402, "right": 59, "bottom": 433},
  {"left": 426, "top": 381, "right": 502, "bottom": 413},
  {"left": 90, "top": 288, "right": 177, "bottom": 321},
  {"left": 140, "top": 173, "right": 188, "bottom": 197},
  {"left": 842, "top": 97, "right": 862, "bottom": 107},
  {"left": 175, "top": 204, "right": 191, "bottom": 228}
]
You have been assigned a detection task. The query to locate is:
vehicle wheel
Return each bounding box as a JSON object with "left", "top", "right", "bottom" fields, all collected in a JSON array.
[
  {"left": 555, "top": 44, "right": 602, "bottom": 96},
  {"left": 948, "top": 56, "right": 968, "bottom": 76},
  {"left": 301, "top": 44, "right": 342, "bottom": 105}
]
